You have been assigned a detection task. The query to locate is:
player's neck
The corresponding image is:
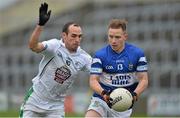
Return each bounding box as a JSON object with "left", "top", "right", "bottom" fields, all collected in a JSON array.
[{"left": 113, "top": 44, "right": 125, "bottom": 53}]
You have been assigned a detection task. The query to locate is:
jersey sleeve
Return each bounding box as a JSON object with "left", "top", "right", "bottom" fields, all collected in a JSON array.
[
  {"left": 40, "top": 39, "right": 60, "bottom": 56},
  {"left": 90, "top": 53, "right": 103, "bottom": 75},
  {"left": 136, "top": 50, "right": 148, "bottom": 72}
]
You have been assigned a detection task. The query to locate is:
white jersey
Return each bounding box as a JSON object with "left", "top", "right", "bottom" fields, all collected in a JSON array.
[{"left": 30, "top": 38, "right": 91, "bottom": 110}]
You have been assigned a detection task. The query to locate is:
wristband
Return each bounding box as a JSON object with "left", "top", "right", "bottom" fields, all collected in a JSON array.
[
  {"left": 131, "top": 92, "right": 138, "bottom": 101},
  {"left": 101, "top": 90, "right": 110, "bottom": 96}
]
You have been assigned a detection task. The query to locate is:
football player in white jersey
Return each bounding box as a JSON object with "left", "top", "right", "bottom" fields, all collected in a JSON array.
[
  {"left": 85, "top": 19, "right": 149, "bottom": 118},
  {"left": 19, "top": 2, "right": 92, "bottom": 118}
]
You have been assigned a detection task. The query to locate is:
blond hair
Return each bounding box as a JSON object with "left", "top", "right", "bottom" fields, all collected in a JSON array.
[{"left": 108, "top": 19, "right": 128, "bottom": 31}]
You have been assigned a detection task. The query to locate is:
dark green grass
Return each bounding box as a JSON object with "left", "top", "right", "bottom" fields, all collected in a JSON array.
[
  {"left": 0, "top": 110, "right": 19, "bottom": 117},
  {"left": 0, "top": 111, "right": 84, "bottom": 117},
  {"left": 0, "top": 110, "right": 147, "bottom": 117}
]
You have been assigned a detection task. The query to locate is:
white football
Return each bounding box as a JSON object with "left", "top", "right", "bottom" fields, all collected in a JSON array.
[{"left": 110, "top": 88, "right": 133, "bottom": 112}]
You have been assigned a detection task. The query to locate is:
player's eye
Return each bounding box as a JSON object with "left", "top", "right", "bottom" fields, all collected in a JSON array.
[
  {"left": 71, "top": 34, "right": 77, "bottom": 38},
  {"left": 109, "top": 35, "right": 121, "bottom": 39},
  {"left": 71, "top": 34, "right": 82, "bottom": 38},
  {"left": 78, "top": 34, "right": 82, "bottom": 38},
  {"left": 115, "top": 36, "right": 121, "bottom": 39},
  {"left": 109, "top": 35, "right": 114, "bottom": 39}
]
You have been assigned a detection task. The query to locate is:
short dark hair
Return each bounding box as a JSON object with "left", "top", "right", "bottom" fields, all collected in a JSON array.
[
  {"left": 62, "top": 22, "right": 80, "bottom": 34},
  {"left": 108, "top": 19, "right": 128, "bottom": 31}
]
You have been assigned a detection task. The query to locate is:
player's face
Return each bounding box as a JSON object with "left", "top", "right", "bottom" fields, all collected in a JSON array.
[
  {"left": 63, "top": 25, "right": 82, "bottom": 53},
  {"left": 108, "top": 28, "right": 127, "bottom": 52}
]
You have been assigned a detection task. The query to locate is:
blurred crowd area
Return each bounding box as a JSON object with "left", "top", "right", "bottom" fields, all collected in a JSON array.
[{"left": 0, "top": 0, "right": 180, "bottom": 116}]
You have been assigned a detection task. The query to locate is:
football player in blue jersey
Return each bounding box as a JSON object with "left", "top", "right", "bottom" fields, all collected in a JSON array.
[{"left": 85, "top": 19, "right": 149, "bottom": 118}]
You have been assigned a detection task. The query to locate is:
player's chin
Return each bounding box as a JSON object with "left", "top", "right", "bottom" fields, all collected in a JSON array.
[
  {"left": 112, "top": 47, "right": 118, "bottom": 51},
  {"left": 73, "top": 44, "right": 79, "bottom": 49},
  {"left": 72, "top": 46, "right": 79, "bottom": 52}
]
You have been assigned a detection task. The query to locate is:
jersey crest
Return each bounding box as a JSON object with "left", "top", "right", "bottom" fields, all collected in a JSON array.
[{"left": 54, "top": 66, "right": 71, "bottom": 84}]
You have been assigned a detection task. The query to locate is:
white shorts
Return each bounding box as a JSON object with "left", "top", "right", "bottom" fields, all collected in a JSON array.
[
  {"left": 21, "top": 109, "right": 65, "bottom": 118},
  {"left": 87, "top": 97, "right": 132, "bottom": 118},
  {"left": 20, "top": 87, "right": 65, "bottom": 118}
]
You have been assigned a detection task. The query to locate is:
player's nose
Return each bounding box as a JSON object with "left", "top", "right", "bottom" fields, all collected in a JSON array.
[{"left": 75, "top": 37, "right": 81, "bottom": 43}]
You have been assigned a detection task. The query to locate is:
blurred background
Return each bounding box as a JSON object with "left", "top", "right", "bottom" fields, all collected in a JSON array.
[{"left": 0, "top": 0, "right": 180, "bottom": 117}]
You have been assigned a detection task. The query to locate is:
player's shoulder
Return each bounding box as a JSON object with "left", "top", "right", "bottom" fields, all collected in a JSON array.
[
  {"left": 42, "top": 38, "right": 61, "bottom": 50},
  {"left": 77, "top": 48, "right": 92, "bottom": 60},
  {"left": 77, "top": 47, "right": 90, "bottom": 56},
  {"left": 44, "top": 38, "right": 60, "bottom": 46},
  {"left": 48, "top": 38, "right": 60, "bottom": 43},
  {"left": 94, "top": 45, "right": 109, "bottom": 57},
  {"left": 125, "top": 43, "right": 144, "bottom": 54}
]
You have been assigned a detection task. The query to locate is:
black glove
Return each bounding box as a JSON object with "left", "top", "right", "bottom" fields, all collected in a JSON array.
[
  {"left": 129, "top": 91, "right": 138, "bottom": 109},
  {"left": 101, "top": 90, "right": 113, "bottom": 108},
  {"left": 38, "top": 2, "right": 51, "bottom": 26}
]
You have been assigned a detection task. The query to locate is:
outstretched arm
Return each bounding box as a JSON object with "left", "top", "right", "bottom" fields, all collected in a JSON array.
[
  {"left": 28, "top": 25, "right": 44, "bottom": 53},
  {"left": 28, "top": 2, "right": 51, "bottom": 53}
]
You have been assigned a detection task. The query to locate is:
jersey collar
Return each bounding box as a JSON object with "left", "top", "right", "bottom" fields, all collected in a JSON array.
[{"left": 108, "top": 44, "right": 126, "bottom": 55}]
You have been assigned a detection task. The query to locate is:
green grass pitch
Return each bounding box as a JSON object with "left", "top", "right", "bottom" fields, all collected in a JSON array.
[{"left": 0, "top": 110, "right": 146, "bottom": 117}]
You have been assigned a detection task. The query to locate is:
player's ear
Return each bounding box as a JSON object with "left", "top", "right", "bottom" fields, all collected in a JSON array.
[
  {"left": 61, "top": 32, "right": 67, "bottom": 40},
  {"left": 124, "top": 31, "right": 128, "bottom": 40}
]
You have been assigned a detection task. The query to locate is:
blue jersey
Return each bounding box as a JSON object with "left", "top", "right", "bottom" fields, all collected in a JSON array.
[{"left": 90, "top": 43, "right": 148, "bottom": 99}]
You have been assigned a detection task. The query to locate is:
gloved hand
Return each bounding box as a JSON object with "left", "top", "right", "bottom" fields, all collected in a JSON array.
[
  {"left": 38, "top": 2, "right": 51, "bottom": 26},
  {"left": 101, "top": 90, "right": 113, "bottom": 108}
]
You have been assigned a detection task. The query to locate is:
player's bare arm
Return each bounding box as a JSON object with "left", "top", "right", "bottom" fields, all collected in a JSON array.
[
  {"left": 89, "top": 75, "right": 110, "bottom": 103},
  {"left": 134, "top": 72, "right": 148, "bottom": 99},
  {"left": 89, "top": 75, "right": 103, "bottom": 95},
  {"left": 28, "top": 26, "right": 44, "bottom": 52},
  {"left": 28, "top": 2, "right": 51, "bottom": 53}
]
